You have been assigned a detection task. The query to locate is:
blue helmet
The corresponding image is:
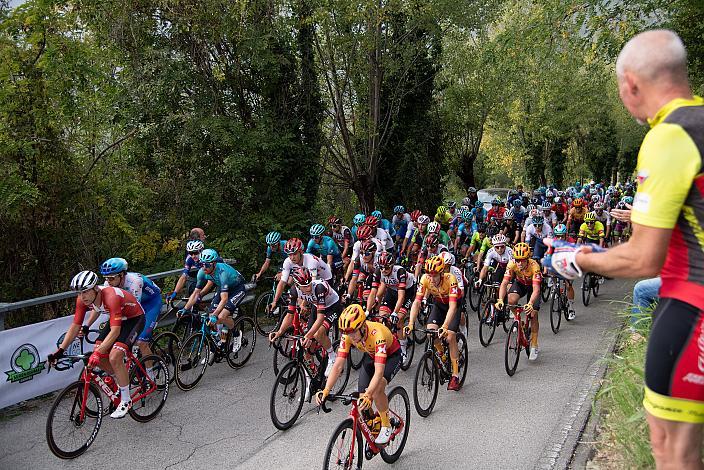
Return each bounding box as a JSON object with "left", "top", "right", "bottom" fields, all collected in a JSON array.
[
  {"left": 353, "top": 213, "right": 366, "bottom": 225},
  {"left": 200, "top": 249, "right": 219, "bottom": 263},
  {"left": 265, "top": 231, "right": 281, "bottom": 245},
  {"left": 100, "top": 257, "right": 128, "bottom": 276},
  {"left": 474, "top": 201, "right": 483, "bottom": 208},
  {"left": 512, "top": 199, "right": 522, "bottom": 207},
  {"left": 371, "top": 210, "right": 382, "bottom": 219},
  {"left": 393, "top": 205, "right": 405, "bottom": 214},
  {"left": 554, "top": 224, "right": 567, "bottom": 236},
  {"left": 310, "top": 224, "right": 325, "bottom": 237}
]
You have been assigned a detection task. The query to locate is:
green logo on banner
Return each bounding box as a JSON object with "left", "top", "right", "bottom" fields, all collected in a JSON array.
[{"left": 5, "top": 344, "right": 46, "bottom": 383}]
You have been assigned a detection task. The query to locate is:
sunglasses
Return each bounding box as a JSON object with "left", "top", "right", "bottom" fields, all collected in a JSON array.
[
  {"left": 202, "top": 262, "right": 215, "bottom": 269},
  {"left": 362, "top": 250, "right": 377, "bottom": 256},
  {"left": 331, "top": 224, "right": 340, "bottom": 228},
  {"left": 187, "top": 251, "right": 201, "bottom": 256},
  {"left": 104, "top": 275, "right": 120, "bottom": 281}
]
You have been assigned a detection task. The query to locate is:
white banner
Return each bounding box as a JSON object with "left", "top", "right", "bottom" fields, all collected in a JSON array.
[{"left": 0, "top": 314, "right": 107, "bottom": 409}]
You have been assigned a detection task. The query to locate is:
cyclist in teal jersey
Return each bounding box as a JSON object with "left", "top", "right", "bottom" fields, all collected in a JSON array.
[
  {"left": 307, "top": 224, "right": 344, "bottom": 270},
  {"left": 254, "top": 231, "right": 287, "bottom": 282},
  {"left": 350, "top": 213, "right": 366, "bottom": 241}
]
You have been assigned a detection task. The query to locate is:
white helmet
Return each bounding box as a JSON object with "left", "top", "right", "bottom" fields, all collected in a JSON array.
[
  {"left": 491, "top": 234, "right": 508, "bottom": 246},
  {"left": 186, "top": 240, "right": 204, "bottom": 252},
  {"left": 70, "top": 271, "right": 98, "bottom": 291},
  {"left": 440, "top": 251, "right": 455, "bottom": 266},
  {"left": 427, "top": 221, "right": 441, "bottom": 234}
]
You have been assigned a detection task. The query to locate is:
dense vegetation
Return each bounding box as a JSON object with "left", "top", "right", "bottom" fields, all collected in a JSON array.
[{"left": 1, "top": 0, "right": 701, "bottom": 323}]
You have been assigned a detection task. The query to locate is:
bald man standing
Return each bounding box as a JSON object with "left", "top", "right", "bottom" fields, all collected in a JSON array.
[{"left": 544, "top": 30, "right": 704, "bottom": 469}]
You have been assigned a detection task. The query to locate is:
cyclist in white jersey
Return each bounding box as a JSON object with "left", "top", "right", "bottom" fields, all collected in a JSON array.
[{"left": 270, "top": 238, "right": 332, "bottom": 311}]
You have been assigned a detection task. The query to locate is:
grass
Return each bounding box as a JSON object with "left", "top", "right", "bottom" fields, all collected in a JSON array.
[{"left": 590, "top": 309, "right": 654, "bottom": 469}]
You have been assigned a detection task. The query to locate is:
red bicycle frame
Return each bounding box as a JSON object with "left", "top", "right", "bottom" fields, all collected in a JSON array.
[
  {"left": 334, "top": 396, "right": 405, "bottom": 460},
  {"left": 509, "top": 305, "right": 531, "bottom": 349}
]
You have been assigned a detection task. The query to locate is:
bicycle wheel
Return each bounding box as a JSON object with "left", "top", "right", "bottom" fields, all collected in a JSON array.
[
  {"left": 175, "top": 332, "right": 209, "bottom": 391},
  {"left": 400, "top": 336, "right": 415, "bottom": 371},
  {"left": 504, "top": 321, "right": 520, "bottom": 376},
  {"left": 524, "top": 323, "right": 532, "bottom": 358},
  {"left": 413, "top": 305, "right": 430, "bottom": 344},
  {"left": 413, "top": 350, "right": 439, "bottom": 417},
  {"left": 254, "top": 292, "right": 281, "bottom": 336},
  {"left": 149, "top": 331, "right": 180, "bottom": 384},
  {"left": 582, "top": 274, "right": 592, "bottom": 306},
  {"left": 171, "top": 314, "right": 199, "bottom": 342},
  {"left": 226, "top": 316, "right": 256, "bottom": 368},
  {"left": 329, "top": 340, "right": 351, "bottom": 396},
  {"left": 270, "top": 360, "right": 305, "bottom": 430},
  {"left": 46, "top": 381, "right": 103, "bottom": 459},
  {"left": 468, "top": 282, "right": 481, "bottom": 313},
  {"left": 348, "top": 346, "right": 365, "bottom": 370},
  {"left": 479, "top": 302, "right": 496, "bottom": 347},
  {"left": 541, "top": 280, "right": 550, "bottom": 302},
  {"left": 381, "top": 386, "right": 411, "bottom": 464},
  {"left": 129, "top": 354, "right": 169, "bottom": 422},
  {"left": 593, "top": 276, "right": 601, "bottom": 297},
  {"left": 322, "top": 418, "right": 363, "bottom": 470},
  {"left": 549, "top": 289, "right": 562, "bottom": 334},
  {"left": 456, "top": 332, "right": 469, "bottom": 387}
]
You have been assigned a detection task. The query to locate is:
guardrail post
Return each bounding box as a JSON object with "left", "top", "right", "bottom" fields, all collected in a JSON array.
[{"left": 0, "top": 305, "right": 7, "bottom": 332}]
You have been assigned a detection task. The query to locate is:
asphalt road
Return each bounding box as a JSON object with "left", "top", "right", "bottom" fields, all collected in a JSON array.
[{"left": 0, "top": 279, "right": 633, "bottom": 470}]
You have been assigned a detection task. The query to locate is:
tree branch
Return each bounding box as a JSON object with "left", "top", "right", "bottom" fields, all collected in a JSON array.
[{"left": 81, "top": 128, "right": 138, "bottom": 184}]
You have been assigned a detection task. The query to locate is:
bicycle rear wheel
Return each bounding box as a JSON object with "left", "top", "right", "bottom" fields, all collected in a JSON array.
[
  {"left": 254, "top": 292, "right": 281, "bottom": 336},
  {"left": 581, "top": 274, "right": 592, "bottom": 306},
  {"left": 479, "top": 302, "right": 496, "bottom": 347},
  {"left": 400, "top": 336, "right": 415, "bottom": 371},
  {"left": 541, "top": 280, "right": 551, "bottom": 302},
  {"left": 550, "top": 290, "right": 561, "bottom": 334},
  {"left": 322, "top": 418, "right": 363, "bottom": 470},
  {"left": 226, "top": 316, "right": 256, "bottom": 368},
  {"left": 413, "top": 350, "right": 439, "bottom": 417},
  {"left": 381, "top": 386, "right": 411, "bottom": 463},
  {"left": 270, "top": 360, "right": 305, "bottom": 430},
  {"left": 175, "top": 332, "right": 209, "bottom": 391},
  {"left": 46, "top": 381, "right": 102, "bottom": 459},
  {"left": 330, "top": 340, "right": 351, "bottom": 396},
  {"left": 468, "top": 283, "right": 481, "bottom": 313},
  {"left": 504, "top": 321, "right": 520, "bottom": 376},
  {"left": 129, "top": 354, "right": 169, "bottom": 422},
  {"left": 149, "top": 331, "right": 180, "bottom": 384},
  {"left": 456, "top": 332, "right": 469, "bottom": 387}
]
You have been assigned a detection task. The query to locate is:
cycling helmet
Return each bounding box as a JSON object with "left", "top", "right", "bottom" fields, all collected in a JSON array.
[
  {"left": 100, "top": 257, "right": 128, "bottom": 276},
  {"left": 447, "top": 201, "right": 457, "bottom": 209},
  {"left": 393, "top": 205, "right": 405, "bottom": 214},
  {"left": 200, "top": 248, "right": 219, "bottom": 263},
  {"left": 364, "top": 215, "right": 379, "bottom": 227},
  {"left": 554, "top": 224, "right": 567, "bottom": 236},
  {"left": 491, "top": 234, "right": 508, "bottom": 246},
  {"left": 328, "top": 216, "right": 342, "bottom": 225},
  {"left": 291, "top": 266, "right": 313, "bottom": 286},
  {"left": 425, "top": 233, "right": 439, "bottom": 248},
  {"left": 591, "top": 194, "right": 600, "bottom": 202},
  {"left": 339, "top": 304, "right": 366, "bottom": 332},
  {"left": 476, "top": 223, "right": 487, "bottom": 233},
  {"left": 504, "top": 210, "right": 515, "bottom": 220},
  {"left": 541, "top": 202, "right": 551, "bottom": 211},
  {"left": 436, "top": 205, "right": 448, "bottom": 216},
  {"left": 353, "top": 213, "right": 366, "bottom": 225},
  {"left": 474, "top": 201, "right": 483, "bottom": 208},
  {"left": 512, "top": 242, "right": 531, "bottom": 260},
  {"left": 186, "top": 240, "right": 205, "bottom": 252},
  {"left": 573, "top": 198, "right": 584, "bottom": 207},
  {"left": 440, "top": 251, "right": 456, "bottom": 266},
  {"left": 554, "top": 196, "right": 561, "bottom": 203},
  {"left": 461, "top": 209, "right": 472, "bottom": 220},
  {"left": 467, "top": 186, "right": 477, "bottom": 194},
  {"left": 526, "top": 204, "right": 536, "bottom": 213},
  {"left": 462, "top": 197, "right": 471, "bottom": 206},
  {"left": 530, "top": 197, "right": 539, "bottom": 206},
  {"left": 459, "top": 205, "right": 469, "bottom": 212},
  {"left": 371, "top": 210, "right": 382, "bottom": 219},
  {"left": 360, "top": 239, "right": 377, "bottom": 254},
  {"left": 410, "top": 210, "right": 422, "bottom": 222},
  {"left": 594, "top": 202, "right": 604, "bottom": 210},
  {"left": 546, "top": 190, "right": 554, "bottom": 198},
  {"left": 71, "top": 270, "right": 98, "bottom": 291},
  {"left": 623, "top": 196, "right": 634, "bottom": 205},
  {"left": 512, "top": 199, "right": 522, "bottom": 207},
  {"left": 616, "top": 201, "right": 626, "bottom": 209},
  {"left": 584, "top": 211, "right": 597, "bottom": 222},
  {"left": 427, "top": 221, "right": 441, "bottom": 234},
  {"left": 310, "top": 224, "right": 326, "bottom": 237},
  {"left": 590, "top": 188, "right": 598, "bottom": 195},
  {"left": 424, "top": 256, "right": 445, "bottom": 274},
  {"left": 491, "top": 198, "right": 501, "bottom": 205},
  {"left": 417, "top": 215, "right": 431, "bottom": 225},
  {"left": 532, "top": 216, "right": 544, "bottom": 225},
  {"left": 284, "top": 238, "right": 304, "bottom": 255},
  {"left": 376, "top": 251, "right": 393, "bottom": 269},
  {"left": 357, "top": 225, "right": 374, "bottom": 240}
]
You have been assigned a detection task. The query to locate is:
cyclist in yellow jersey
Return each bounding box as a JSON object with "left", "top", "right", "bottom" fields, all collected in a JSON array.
[
  {"left": 316, "top": 304, "right": 401, "bottom": 445},
  {"left": 577, "top": 212, "right": 605, "bottom": 247},
  {"left": 544, "top": 30, "right": 704, "bottom": 469},
  {"left": 405, "top": 256, "right": 463, "bottom": 391}
]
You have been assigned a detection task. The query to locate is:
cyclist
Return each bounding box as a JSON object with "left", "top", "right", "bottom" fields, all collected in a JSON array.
[
  {"left": 566, "top": 198, "right": 587, "bottom": 236},
  {"left": 406, "top": 214, "right": 431, "bottom": 264},
  {"left": 168, "top": 239, "right": 206, "bottom": 300},
  {"left": 371, "top": 210, "right": 395, "bottom": 237},
  {"left": 552, "top": 196, "right": 569, "bottom": 224},
  {"left": 434, "top": 205, "right": 452, "bottom": 228},
  {"left": 415, "top": 233, "right": 448, "bottom": 279},
  {"left": 592, "top": 202, "right": 612, "bottom": 243},
  {"left": 347, "top": 239, "right": 380, "bottom": 304},
  {"left": 345, "top": 225, "right": 383, "bottom": 282},
  {"left": 427, "top": 221, "right": 451, "bottom": 247},
  {"left": 487, "top": 198, "right": 506, "bottom": 226},
  {"left": 269, "top": 266, "right": 342, "bottom": 377},
  {"left": 253, "top": 231, "right": 287, "bottom": 282},
  {"left": 98, "top": 258, "right": 162, "bottom": 363},
  {"left": 307, "top": 224, "right": 344, "bottom": 276},
  {"left": 541, "top": 201, "right": 557, "bottom": 227},
  {"left": 471, "top": 200, "right": 487, "bottom": 224},
  {"left": 511, "top": 199, "right": 527, "bottom": 226},
  {"left": 550, "top": 224, "right": 576, "bottom": 319},
  {"left": 391, "top": 206, "right": 410, "bottom": 247},
  {"left": 181, "top": 249, "right": 247, "bottom": 352},
  {"left": 466, "top": 186, "right": 479, "bottom": 207},
  {"left": 350, "top": 213, "right": 366, "bottom": 241},
  {"left": 328, "top": 216, "right": 353, "bottom": 272},
  {"left": 468, "top": 223, "right": 490, "bottom": 265},
  {"left": 400, "top": 209, "right": 422, "bottom": 258},
  {"left": 500, "top": 211, "right": 521, "bottom": 244},
  {"left": 440, "top": 251, "right": 469, "bottom": 337},
  {"left": 495, "top": 242, "right": 542, "bottom": 360},
  {"left": 476, "top": 234, "right": 513, "bottom": 289},
  {"left": 406, "top": 256, "right": 463, "bottom": 391},
  {"left": 316, "top": 304, "right": 402, "bottom": 445},
  {"left": 454, "top": 209, "right": 475, "bottom": 258},
  {"left": 577, "top": 212, "right": 605, "bottom": 247},
  {"left": 49, "top": 271, "right": 145, "bottom": 419},
  {"left": 271, "top": 238, "right": 333, "bottom": 310},
  {"left": 365, "top": 215, "right": 394, "bottom": 251}
]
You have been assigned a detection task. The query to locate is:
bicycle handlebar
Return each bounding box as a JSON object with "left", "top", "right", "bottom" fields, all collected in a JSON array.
[{"left": 320, "top": 392, "right": 360, "bottom": 413}]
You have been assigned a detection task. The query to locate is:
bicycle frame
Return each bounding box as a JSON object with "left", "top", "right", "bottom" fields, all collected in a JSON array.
[{"left": 507, "top": 305, "right": 530, "bottom": 349}]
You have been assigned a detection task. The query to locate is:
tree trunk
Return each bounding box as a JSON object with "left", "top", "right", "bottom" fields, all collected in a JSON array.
[
  {"left": 353, "top": 173, "right": 375, "bottom": 213},
  {"left": 458, "top": 152, "right": 477, "bottom": 189}
]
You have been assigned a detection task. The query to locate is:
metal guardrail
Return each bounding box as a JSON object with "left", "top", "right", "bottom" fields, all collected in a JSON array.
[{"left": 0, "top": 260, "right": 239, "bottom": 332}]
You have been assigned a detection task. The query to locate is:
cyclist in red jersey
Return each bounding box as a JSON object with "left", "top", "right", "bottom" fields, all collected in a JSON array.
[{"left": 48, "top": 271, "right": 145, "bottom": 419}]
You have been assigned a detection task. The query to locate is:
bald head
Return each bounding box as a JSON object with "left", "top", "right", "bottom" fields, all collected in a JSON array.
[{"left": 616, "top": 30, "right": 688, "bottom": 87}]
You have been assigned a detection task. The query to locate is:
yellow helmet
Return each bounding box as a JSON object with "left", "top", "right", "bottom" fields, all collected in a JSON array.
[
  {"left": 424, "top": 255, "right": 446, "bottom": 274},
  {"left": 436, "top": 205, "right": 448, "bottom": 216},
  {"left": 512, "top": 242, "right": 531, "bottom": 260},
  {"left": 339, "top": 304, "right": 366, "bottom": 332},
  {"left": 584, "top": 211, "right": 596, "bottom": 222}
]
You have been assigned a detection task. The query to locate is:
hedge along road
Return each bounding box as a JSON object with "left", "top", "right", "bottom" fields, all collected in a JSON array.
[{"left": 0, "top": 279, "right": 633, "bottom": 470}]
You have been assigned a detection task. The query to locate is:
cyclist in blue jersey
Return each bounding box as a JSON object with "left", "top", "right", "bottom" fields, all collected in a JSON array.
[
  {"left": 350, "top": 213, "right": 366, "bottom": 241},
  {"left": 391, "top": 205, "right": 410, "bottom": 245},
  {"left": 169, "top": 240, "right": 205, "bottom": 300},
  {"left": 96, "top": 258, "right": 162, "bottom": 364},
  {"left": 307, "top": 224, "right": 343, "bottom": 271},
  {"left": 371, "top": 210, "right": 395, "bottom": 237},
  {"left": 471, "top": 201, "right": 487, "bottom": 224},
  {"left": 254, "top": 231, "right": 287, "bottom": 282},
  {"left": 181, "top": 249, "right": 246, "bottom": 352}
]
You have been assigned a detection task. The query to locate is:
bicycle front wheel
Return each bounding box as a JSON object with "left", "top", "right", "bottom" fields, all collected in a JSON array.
[
  {"left": 505, "top": 321, "right": 520, "bottom": 376},
  {"left": 469, "top": 283, "right": 481, "bottom": 313},
  {"left": 456, "top": 332, "right": 469, "bottom": 387},
  {"left": 400, "top": 336, "right": 415, "bottom": 371},
  {"left": 226, "top": 316, "right": 256, "bottom": 368},
  {"left": 413, "top": 350, "right": 439, "bottom": 417},
  {"left": 381, "top": 386, "right": 411, "bottom": 463},
  {"left": 550, "top": 290, "right": 561, "bottom": 334},
  {"left": 254, "top": 292, "right": 280, "bottom": 336},
  {"left": 581, "top": 274, "right": 592, "bottom": 306},
  {"left": 479, "top": 302, "right": 496, "bottom": 347},
  {"left": 175, "top": 332, "right": 209, "bottom": 391},
  {"left": 129, "top": 354, "right": 169, "bottom": 422},
  {"left": 46, "top": 381, "right": 103, "bottom": 459},
  {"left": 150, "top": 331, "right": 180, "bottom": 384},
  {"left": 322, "top": 418, "right": 363, "bottom": 470},
  {"left": 270, "top": 360, "right": 305, "bottom": 431}
]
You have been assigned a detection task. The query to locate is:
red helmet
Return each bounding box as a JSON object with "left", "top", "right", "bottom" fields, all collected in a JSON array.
[
  {"left": 360, "top": 239, "right": 378, "bottom": 255},
  {"left": 410, "top": 210, "right": 422, "bottom": 222},
  {"left": 364, "top": 215, "right": 379, "bottom": 227},
  {"left": 376, "top": 251, "right": 393, "bottom": 269},
  {"left": 425, "top": 233, "right": 439, "bottom": 248},
  {"left": 357, "top": 224, "right": 374, "bottom": 240},
  {"left": 284, "top": 238, "right": 303, "bottom": 255},
  {"left": 328, "top": 215, "right": 342, "bottom": 225},
  {"left": 290, "top": 266, "right": 312, "bottom": 286}
]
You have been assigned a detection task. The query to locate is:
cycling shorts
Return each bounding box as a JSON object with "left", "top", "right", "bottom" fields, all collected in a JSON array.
[
  {"left": 427, "top": 301, "right": 460, "bottom": 332},
  {"left": 644, "top": 298, "right": 704, "bottom": 423},
  {"left": 358, "top": 350, "right": 402, "bottom": 393},
  {"left": 380, "top": 285, "right": 417, "bottom": 314},
  {"left": 96, "top": 315, "right": 145, "bottom": 351},
  {"left": 309, "top": 300, "right": 343, "bottom": 332},
  {"left": 138, "top": 295, "right": 164, "bottom": 341},
  {"left": 209, "top": 283, "right": 246, "bottom": 314},
  {"left": 508, "top": 281, "right": 541, "bottom": 310}
]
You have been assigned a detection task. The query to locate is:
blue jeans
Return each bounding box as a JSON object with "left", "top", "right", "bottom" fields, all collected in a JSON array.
[{"left": 630, "top": 277, "right": 661, "bottom": 324}]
